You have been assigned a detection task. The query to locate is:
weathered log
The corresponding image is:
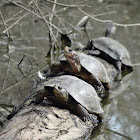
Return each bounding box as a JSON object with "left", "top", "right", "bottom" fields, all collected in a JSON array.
[{"left": 0, "top": 103, "right": 94, "bottom": 140}]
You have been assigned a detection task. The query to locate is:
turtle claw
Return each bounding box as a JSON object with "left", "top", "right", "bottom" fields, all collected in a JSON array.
[
  {"left": 100, "top": 85, "right": 105, "bottom": 94},
  {"left": 94, "top": 85, "right": 105, "bottom": 97},
  {"left": 89, "top": 114, "right": 98, "bottom": 124},
  {"left": 83, "top": 114, "right": 98, "bottom": 124}
]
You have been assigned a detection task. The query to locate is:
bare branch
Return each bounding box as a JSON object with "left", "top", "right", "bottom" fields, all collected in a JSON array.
[
  {"left": 77, "top": 8, "right": 140, "bottom": 27},
  {"left": 0, "top": 11, "right": 10, "bottom": 37},
  {"left": 0, "top": 0, "right": 34, "bottom": 25},
  {"left": 0, "top": 61, "right": 11, "bottom": 95},
  {"left": 33, "top": 0, "right": 57, "bottom": 44},
  {"left": 8, "top": 0, "right": 63, "bottom": 33},
  {"left": 0, "top": 64, "right": 48, "bottom": 94},
  {"left": 42, "top": 4, "right": 80, "bottom": 33},
  {"left": 2, "top": 14, "right": 27, "bottom": 35},
  {"left": 133, "top": 63, "right": 140, "bottom": 66},
  {"left": 47, "top": 0, "right": 91, "bottom": 8}
]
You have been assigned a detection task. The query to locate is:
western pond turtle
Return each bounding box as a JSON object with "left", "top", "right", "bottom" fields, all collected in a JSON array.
[
  {"left": 36, "top": 75, "right": 104, "bottom": 122},
  {"left": 84, "top": 37, "right": 133, "bottom": 72},
  {"left": 64, "top": 46, "right": 111, "bottom": 90},
  {"left": 46, "top": 46, "right": 111, "bottom": 93}
]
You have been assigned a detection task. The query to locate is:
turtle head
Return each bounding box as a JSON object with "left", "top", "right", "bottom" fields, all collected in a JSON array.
[
  {"left": 64, "top": 46, "right": 81, "bottom": 73},
  {"left": 53, "top": 85, "right": 69, "bottom": 104}
]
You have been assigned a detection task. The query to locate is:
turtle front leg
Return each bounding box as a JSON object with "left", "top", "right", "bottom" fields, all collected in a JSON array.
[
  {"left": 35, "top": 89, "right": 47, "bottom": 104},
  {"left": 79, "top": 68, "right": 105, "bottom": 94},
  {"left": 36, "top": 87, "right": 53, "bottom": 104},
  {"left": 90, "top": 75, "right": 105, "bottom": 95},
  {"left": 69, "top": 103, "right": 98, "bottom": 124}
]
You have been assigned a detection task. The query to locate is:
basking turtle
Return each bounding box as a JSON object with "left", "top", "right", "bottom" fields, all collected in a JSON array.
[
  {"left": 84, "top": 37, "right": 133, "bottom": 72},
  {"left": 36, "top": 75, "right": 104, "bottom": 122},
  {"left": 64, "top": 46, "right": 111, "bottom": 90},
  {"left": 46, "top": 46, "right": 111, "bottom": 93}
]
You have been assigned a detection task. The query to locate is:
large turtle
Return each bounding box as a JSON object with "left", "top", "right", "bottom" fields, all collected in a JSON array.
[
  {"left": 36, "top": 75, "right": 104, "bottom": 122},
  {"left": 65, "top": 47, "right": 111, "bottom": 90},
  {"left": 45, "top": 46, "right": 111, "bottom": 93},
  {"left": 84, "top": 37, "right": 133, "bottom": 72}
]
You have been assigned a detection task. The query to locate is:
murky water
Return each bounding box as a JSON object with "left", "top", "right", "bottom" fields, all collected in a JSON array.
[{"left": 0, "top": 0, "right": 140, "bottom": 139}]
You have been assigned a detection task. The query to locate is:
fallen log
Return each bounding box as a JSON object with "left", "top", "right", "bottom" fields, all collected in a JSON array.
[{"left": 0, "top": 103, "right": 94, "bottom": 140}]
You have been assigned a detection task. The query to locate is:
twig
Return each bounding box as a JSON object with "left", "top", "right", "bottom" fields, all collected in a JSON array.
[
  {"left": 118, "top": 103, "right": 140, "bottom": 111},
  {"left": 0, "top": 11, "right": 9, "bottom": 37},
  {"left": 0, "top": 0, "right": 34, "bottom": 26},
  {"left": 42, "top": 4, "right": 80, "bottom": 33},
  {"left": 91, "top": 0, "right": 111, "bottom": 15},
  {"left": 94, "top": 11, "right": 117, "bottom": 17},
  {"left": 106, "top": 128, "right": 132, "bottom": 140},
  {"left": 48, "top": 0, "right": 58, "bottom": 47},
  {"left": 77, "top": 8, "right": 140, "bottom": 27},
  {"left": 47, "top": 0, "right": 91, "bottom": 8},
  {"left": 0, "top": 64, "right": 48, "bottom": 95},
  {"left": 18, "top": 55, "right": 33, "bottom": 78},
  {"left": 49, "top": 0, "right": 57, "bottom": 22},
  {"left": 2, "top": 14, "right": 27, "bottom": 35},
  {"left": 48, "top": 0, "right": 58, "bottom": 61},
  {"left": 128, "top": 87, "right": 140, "bottom": 101},
  {"left": 0, "top": 60, "right": 11, "bottom": 95},
  {"left": 133, "top": 63, "right": 140, "bottom": 66},
  {"left": 109, "top": 111, "right": 132, "bottom": 139},
  {"left": 8, "top": 0, "right": 63, "bottom": 33},
  {"left": 33, "top": 0, "right": 57, "bottom": 43}
]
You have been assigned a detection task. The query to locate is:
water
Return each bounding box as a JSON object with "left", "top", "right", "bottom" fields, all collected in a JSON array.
[{"left": 0, "top": 0, "right": 140, "bottom": 139}]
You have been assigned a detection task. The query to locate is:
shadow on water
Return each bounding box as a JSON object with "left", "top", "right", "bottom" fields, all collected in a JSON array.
[{"left": 0, "top": 0, "right": 140, "bottom": 139}]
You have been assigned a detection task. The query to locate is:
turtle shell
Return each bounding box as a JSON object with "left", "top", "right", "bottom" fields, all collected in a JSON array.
[
  {"left": 91, "top": 37, "right": 132, "bottom": 67},
  {"left": 77, "top": 52, "right": 110, "bottom": 84},
  {"left": 44, "top": 75, "right": 103, "bottom": 114},
  {"left": 59, "top": 52, "right": 110, "bottom": 84}
]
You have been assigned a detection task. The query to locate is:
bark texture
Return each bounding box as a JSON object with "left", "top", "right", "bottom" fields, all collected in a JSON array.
[{"left": 0, "top": 104, "right": 94, "bottom": 140}]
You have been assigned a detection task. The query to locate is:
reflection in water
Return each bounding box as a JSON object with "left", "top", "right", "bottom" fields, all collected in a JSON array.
[
  {"left": 91, "top": 71, "right": 133, "bottom": 140},
  {"left": 110, "top": 72, "right": 132, "bottom": 99}
]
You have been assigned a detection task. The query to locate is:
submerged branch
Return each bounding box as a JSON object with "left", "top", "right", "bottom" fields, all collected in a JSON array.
[
  {"left": 0, "top": 64, "right": 48, "bottom": 95},
  {"left": 106, "top": 128, "right": 133, "bottom": 140}
]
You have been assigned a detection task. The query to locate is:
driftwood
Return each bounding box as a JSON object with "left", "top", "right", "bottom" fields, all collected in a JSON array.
[{"left": 0, "top": 102, "right": 95, "bottom": 140}]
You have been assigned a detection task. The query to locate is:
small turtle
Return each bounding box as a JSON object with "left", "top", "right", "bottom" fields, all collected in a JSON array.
[
  {"left": 84, "top": 37, "right": 133, "bottom": 72},
  {"left": 36, "top": 75, "right": 104, "bottom": 122},
  {"left": 45, "top": 48, "right": 106, "bottom": 94},
  {"left": 46, "top": 46, "right": 111, "bottom": 94}
]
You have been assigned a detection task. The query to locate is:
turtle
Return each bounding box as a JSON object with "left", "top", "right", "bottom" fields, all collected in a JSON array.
[
  {"left": 64, "top": 46, "right": 111, "bottom": 90},
  {"left": 35, "top": 75, "right": 104, "bottom": 122},
  {"left": 84, "top": 37, "right": 133, "bottom": 72},
  {"left": 45, "top": 46, "right": 111, "bottom": 94}
]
